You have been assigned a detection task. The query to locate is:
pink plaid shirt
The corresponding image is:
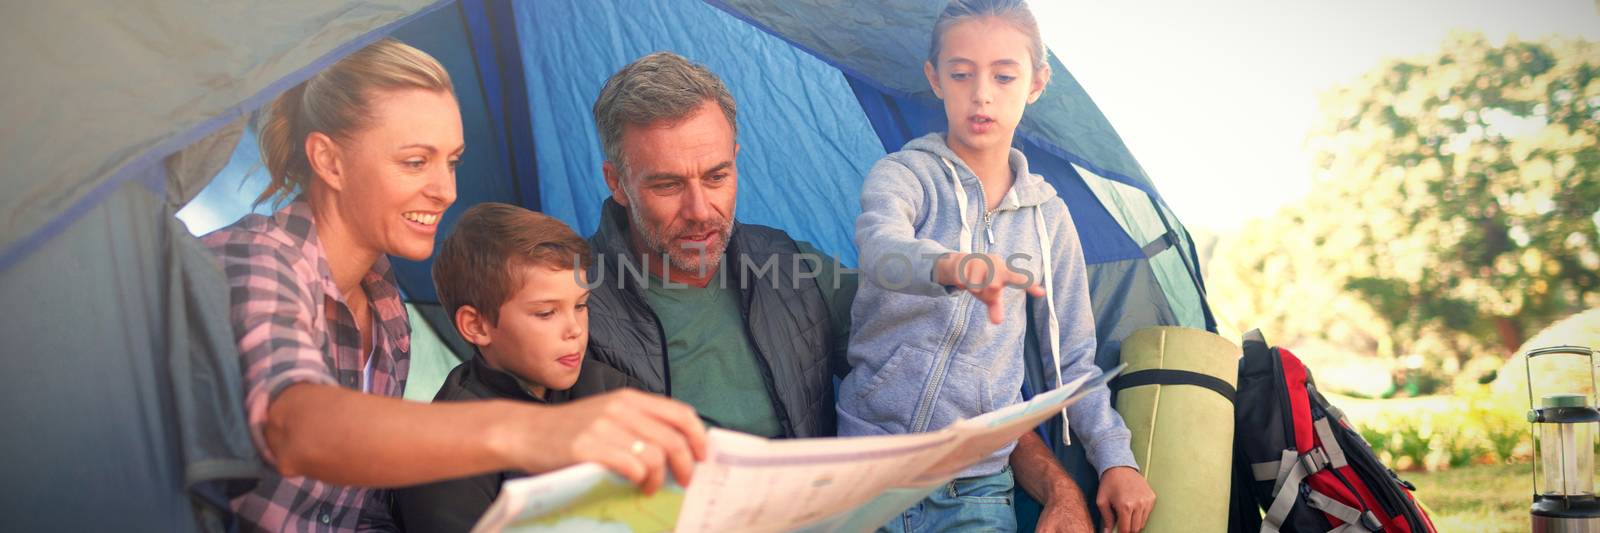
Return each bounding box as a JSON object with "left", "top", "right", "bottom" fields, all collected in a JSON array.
[{"left": 205, "top": 199, "right": 411, "bottom": 532}]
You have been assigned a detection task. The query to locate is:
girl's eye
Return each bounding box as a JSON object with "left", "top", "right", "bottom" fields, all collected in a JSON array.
[
  {"left": 575, "top": 303, "right": 589, "bottom": 312},
  {"left": 950, "top": 72, "right": 971, "bottom": 81},
  {"left": 448, "top": 158, "right": 461, "bottom": 170},
  {"left": 535, "top": 310, "right": 555, "bottom": 319},
  {"left": 996, "top": 75, "right": 1016, "bottom": 84}
]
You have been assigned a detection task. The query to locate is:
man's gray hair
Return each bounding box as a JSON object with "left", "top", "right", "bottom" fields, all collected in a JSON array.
[{"left": 592, "top": 51, "right": 738, "bottom": 169}]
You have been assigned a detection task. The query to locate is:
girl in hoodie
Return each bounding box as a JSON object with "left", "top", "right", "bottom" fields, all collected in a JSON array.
[{"left": 838, "top": 1, "right": 1155, "bottom": 531}]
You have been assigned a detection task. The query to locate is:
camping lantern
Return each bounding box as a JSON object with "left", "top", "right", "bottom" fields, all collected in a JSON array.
[{"left": 1526, "top": 345, "right": 1600, "bottom": 532}]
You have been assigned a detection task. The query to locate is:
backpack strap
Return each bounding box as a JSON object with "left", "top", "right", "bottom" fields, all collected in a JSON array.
[
  {"left": 1313, "top": 417, "right": 1350, "bottom": 470},
  {"left": 1306, "top": 491, "right": 1383, "bottom": 533},
  {"left": 1260, "top": 449, "right": 1311, "bottom": 533},
  {"left": 1260, "top": 446, "right": 1345, "bottom": 533},
  {"left": 1109, "top": 368, "right": 1236, "bottom": 404}
]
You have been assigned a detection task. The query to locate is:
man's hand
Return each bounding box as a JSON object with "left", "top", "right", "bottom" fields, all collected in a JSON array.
[
  {"left": 1036, "top": 485, "right": 1095, "bottom": 532},
  {"left": 934, "top": 252, "right": 1044, "bottom": 324},
  {"left": 1011, "top": 432, "right": 1093, "bottom": 532},
  {"left": 1096, "top": 466, "right": 1156, "bottom": 533},
  {"left": 493, "top": 389, "right": 707, "bottom": 494}
]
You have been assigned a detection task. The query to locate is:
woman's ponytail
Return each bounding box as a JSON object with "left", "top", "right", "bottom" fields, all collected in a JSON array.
[{"left": 249, "top": 38, "right": 453, "bottom": 207}]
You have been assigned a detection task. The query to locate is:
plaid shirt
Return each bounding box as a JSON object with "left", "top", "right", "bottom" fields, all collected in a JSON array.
[{"left": 205, "top": 199, "right": 411, "bottom": 532}]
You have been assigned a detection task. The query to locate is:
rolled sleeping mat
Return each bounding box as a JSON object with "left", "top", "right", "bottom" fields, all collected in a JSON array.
[{"left": 1111, "top": 326, "right": 1240, "bottom": 533}]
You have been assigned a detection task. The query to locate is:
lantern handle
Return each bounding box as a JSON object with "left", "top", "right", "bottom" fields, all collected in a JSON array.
[{"left": 1524, "top": 345, "right": 1597, "bottom": 408}]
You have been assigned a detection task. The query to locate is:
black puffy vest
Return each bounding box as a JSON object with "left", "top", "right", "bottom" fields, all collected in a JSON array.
[{"left": 584, "top": 199, "right": 836, "bottom": 438}]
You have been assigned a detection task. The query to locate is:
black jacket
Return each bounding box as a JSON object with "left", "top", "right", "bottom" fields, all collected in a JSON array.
[
  {"left": 391, "top": 355, "right": 639, "bottom": 533},
  {"left": 584, "top": 198, "right": 850, "bottom": 438}
]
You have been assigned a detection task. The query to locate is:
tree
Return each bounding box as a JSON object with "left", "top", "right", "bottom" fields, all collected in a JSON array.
[{"left": 1211, "top": 32, "right": 1600, "bottom": 373}]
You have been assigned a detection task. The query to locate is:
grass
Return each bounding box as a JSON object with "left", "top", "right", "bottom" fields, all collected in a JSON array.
[{"left": 1404, "top": 463, "right": 1529, "bottom": 533}]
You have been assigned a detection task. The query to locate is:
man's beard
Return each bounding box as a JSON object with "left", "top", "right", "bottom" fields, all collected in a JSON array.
[{"left": 626, "top": 187, "right": 733, "bottom": 277}]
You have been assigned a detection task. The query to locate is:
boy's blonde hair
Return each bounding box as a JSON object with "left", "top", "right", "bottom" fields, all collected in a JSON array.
[{"left": 256, "top": 38, "right": 454, "bottom": 206}]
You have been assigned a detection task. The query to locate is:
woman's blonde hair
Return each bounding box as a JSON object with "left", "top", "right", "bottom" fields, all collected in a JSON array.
[{"left": 255, "top": 38, "right": 454, "bottom": 206}]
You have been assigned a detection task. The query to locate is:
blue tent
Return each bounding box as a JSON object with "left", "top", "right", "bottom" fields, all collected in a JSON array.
[{"left": 0, "top": 1, "right": 1212, "bottom": 530}]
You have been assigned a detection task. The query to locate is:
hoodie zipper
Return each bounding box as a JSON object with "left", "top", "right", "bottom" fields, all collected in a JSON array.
[
  {"left": 910, "top": 170, "right": 994, "bottom": 433},
  {"left": 975, "top": 179, "right": 997, "bottom": 244}
]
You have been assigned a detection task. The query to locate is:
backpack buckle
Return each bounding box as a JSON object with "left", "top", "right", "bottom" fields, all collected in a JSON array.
[
  {"left": 1360, "top": 510, "right": 1384, "bottom": 531},
  {"left": 1299, "top": 447, "right": 1329, "bottom": 475}
]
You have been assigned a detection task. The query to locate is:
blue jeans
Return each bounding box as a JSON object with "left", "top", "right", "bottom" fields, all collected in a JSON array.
[{"left": 880, "top": 467, "right": 1017, "bottom": 533}]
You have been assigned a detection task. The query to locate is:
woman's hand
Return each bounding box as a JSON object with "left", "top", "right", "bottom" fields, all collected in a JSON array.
[{"left": 493, "top": 389, "right": 707, "bottom": 494}]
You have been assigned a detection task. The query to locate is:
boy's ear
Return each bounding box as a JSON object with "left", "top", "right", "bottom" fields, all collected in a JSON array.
[
  {"left": 454, "top": 305, "right": 493, "bottom": 347},
  {"left": 1026, "top": 64, "right": 1051, "bottom": 104},
  {"left": 602, "top": 160, "right": 629, "bottom": 208},
  {"left": 924, "top": 61, "right": 944, "bottom": 100}
]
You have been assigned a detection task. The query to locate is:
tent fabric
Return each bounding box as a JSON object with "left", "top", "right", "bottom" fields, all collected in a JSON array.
[
  {"left": 403, "top": 303, "right": 474, "bottom": 402},
  {"left": 0, "top": 0, "right": 451, "bottom": 272},
  {"left": 165, "top": 119, "right": 248, "bottom": 209},
  {"left": 459, "top": 0, "right": 544, "bottom": 212},
  {"left": 0, "top": 178, "right": 260, "bottom": 532},
  {"left": 513, "top": 0, "right": 884, "bottom": 264}
]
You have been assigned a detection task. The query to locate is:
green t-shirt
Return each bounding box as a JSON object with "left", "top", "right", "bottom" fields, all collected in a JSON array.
[{"left": 642, "top": 242, "right": 855, "bottom": 438}]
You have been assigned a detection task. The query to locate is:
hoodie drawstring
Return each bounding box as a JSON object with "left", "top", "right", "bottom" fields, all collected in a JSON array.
[
  {"left": 1034, "top": 206, "right": 1069, "bottom": 445},
  {"left": 941, "top": 158, "right": 973, "bottom": 255},
  {"left": 941, "top": 157, "right": 1070, "bottom": 445}
]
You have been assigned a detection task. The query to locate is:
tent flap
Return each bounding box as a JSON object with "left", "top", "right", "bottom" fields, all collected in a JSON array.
[
  {"left": 0, "top": 179, "right": 259, "bottom": 532},
  {"left": 0, "top": 0, "right": 450, "bottom": 272}
]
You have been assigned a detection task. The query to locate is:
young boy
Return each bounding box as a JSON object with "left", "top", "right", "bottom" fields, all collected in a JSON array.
[{"left": 393, "top": 202, "right": 642, "bottom": 532}]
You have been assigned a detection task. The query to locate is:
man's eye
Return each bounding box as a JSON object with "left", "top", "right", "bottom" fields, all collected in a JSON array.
[
  {"left": 950, "top": 72, "right": 971, "bottom": 81},
  {"left": 447, "top": 158, "right": 461, "bottom": 170},
  {"left": 405, "top": 159, "right": 426, "bottom": 169}
]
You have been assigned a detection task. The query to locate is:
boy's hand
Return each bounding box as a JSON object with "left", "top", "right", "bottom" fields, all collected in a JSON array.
[
  {"left": 934, "top": 252, "right": 1045, "bottom": 324},
  {"left": 1096, "top": 466, "right": 1155, "bottom": 533},
  {"left": 494, "top": 389, "right": 707, "bottom": 494}
]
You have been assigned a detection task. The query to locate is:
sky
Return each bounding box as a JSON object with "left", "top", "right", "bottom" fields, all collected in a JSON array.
[{"left": 1032, "top": 0, "right": 1600, "bottom": 233}]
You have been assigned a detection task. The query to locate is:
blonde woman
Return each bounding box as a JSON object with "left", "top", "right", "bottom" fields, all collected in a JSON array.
[{"left": 205, "top": 39, "right": 705, "bottom": 531}]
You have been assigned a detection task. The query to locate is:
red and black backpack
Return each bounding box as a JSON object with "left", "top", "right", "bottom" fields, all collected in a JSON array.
[{"left": 1229, "top": 330, "right": 1437, "bottom": 533}]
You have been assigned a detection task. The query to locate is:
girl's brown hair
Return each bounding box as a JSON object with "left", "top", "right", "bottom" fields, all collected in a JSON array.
[{"left": 927, "top": 0, "right": 1048, "bottom": 71}]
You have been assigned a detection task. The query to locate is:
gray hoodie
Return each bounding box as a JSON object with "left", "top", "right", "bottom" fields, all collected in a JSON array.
[{"left": 838, "top": 133, "right": 1135, "bottom": 478}]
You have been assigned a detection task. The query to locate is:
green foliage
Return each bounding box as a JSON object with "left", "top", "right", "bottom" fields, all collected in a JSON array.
[
  {"left": 1209, "top": 32, "right": 1600, "bottom": 374},
  {"left": 1352, "top": 386, "right": 1533, "bottom": 472}
]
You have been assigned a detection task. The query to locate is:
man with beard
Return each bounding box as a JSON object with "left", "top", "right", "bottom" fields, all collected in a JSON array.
[{"left": 582, "top": 52, "right": 855, "bottom": 439}]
